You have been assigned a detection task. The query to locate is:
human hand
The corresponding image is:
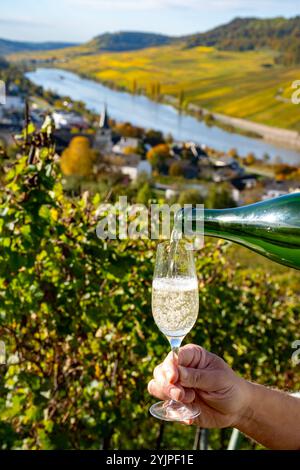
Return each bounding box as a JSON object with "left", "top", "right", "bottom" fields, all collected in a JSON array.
[{"left": 148, "top": 344, "right": 251, "bottom": 428}]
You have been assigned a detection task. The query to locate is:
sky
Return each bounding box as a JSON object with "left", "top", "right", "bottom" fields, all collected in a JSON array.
[{"left": 0, "top": 0, "right": 299, "bottom": 43}]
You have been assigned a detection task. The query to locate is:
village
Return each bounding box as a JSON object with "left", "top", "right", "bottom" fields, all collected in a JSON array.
[{"left": 1, "top": 76, "right": 300, "bottom": 208}]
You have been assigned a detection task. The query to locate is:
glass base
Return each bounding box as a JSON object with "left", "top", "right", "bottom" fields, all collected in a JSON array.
[{"left": 150, "top": 400, "right": 201, "bottom": 422}]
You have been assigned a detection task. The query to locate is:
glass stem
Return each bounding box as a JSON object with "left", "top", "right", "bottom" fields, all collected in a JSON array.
[{"left": 169, "top": 337, "right": 183, "bottom": 405}]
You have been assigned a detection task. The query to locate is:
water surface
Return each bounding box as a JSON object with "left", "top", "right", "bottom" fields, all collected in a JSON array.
[{"left": 27, "top": 68, "right": 300, "bottom": 164}]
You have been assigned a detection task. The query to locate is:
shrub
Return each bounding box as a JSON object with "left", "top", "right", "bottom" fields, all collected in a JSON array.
[{"left": 0, "top": 122, "right": 299, "bottom": 450}]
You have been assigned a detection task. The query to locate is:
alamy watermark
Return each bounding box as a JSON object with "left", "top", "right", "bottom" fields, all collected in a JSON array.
[
  {"left": 95, "top": 197, "right": 204, "bottom": 248},
  {"left": 291, "top": 340, "right": 300, "bottom": 366},
  {"left": 0, "top": 340, "right": 6, "bottom": 365},
  {"left": 291, "top": 80, "right": 300, "bottom": 105},
  {"left": 0, "top": 80, "right": 6, "bottom": 105}
]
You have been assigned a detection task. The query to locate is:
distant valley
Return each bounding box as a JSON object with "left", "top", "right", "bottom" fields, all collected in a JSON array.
[{"left": 5, "top": 17, "right": 300, "bottom": 134}]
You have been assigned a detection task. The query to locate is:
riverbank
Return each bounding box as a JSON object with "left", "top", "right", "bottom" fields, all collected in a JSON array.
[
  {"left": 36, "top": 62, "right": 300, "bottom": 152},
  {"left": 93, "top": 76, "right": 300, "bottom": 151},
  {"left": 26, "top": 68, "right": 300, "bottom": 164}
]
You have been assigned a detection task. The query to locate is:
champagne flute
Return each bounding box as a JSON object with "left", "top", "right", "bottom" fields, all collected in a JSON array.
[{"left": 150, "top": 240, "right": 201, "bottom": 421}]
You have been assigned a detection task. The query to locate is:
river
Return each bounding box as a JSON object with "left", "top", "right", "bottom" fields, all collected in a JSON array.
[{"left": 26, "top": 68, "right": 300, "bottom": 165}]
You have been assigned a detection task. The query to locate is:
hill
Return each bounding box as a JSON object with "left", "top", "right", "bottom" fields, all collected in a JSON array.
[
  {"left": 86, "top": 31, "right": 172, "bottom": 52},
  {"left": 0, "top": 38, "right": 78, "bottom": 56},
  {"left": 7, "top": 16, "right": 300, "bottom": 133},
  {"left": 5, "top": 17, "right": 300, "bottom": 62},
  {"left": 186, "top": 16, "right": 300, "bottom": 65}
]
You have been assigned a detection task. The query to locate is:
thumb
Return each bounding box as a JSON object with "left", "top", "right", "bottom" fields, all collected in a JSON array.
[{"left": 178, "top": 365, "right": 220, "bottom": 392}]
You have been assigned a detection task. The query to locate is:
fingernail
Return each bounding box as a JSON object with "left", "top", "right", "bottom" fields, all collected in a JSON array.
[{"left": 170, "top": 387, "right": 182, "bottom": 400}]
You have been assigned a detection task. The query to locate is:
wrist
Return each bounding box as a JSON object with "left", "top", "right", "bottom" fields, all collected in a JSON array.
[{"left": 232, "top": 379, "right": 256, "bottom": 429}]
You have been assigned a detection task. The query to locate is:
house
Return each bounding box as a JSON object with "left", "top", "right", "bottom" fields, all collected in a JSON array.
[
  {"left": 212, "top": 155, "right": 244, "bottom": 182},
  {"left": 169, "top": 142, "right": 209, "bottom": 163},
  {"left": 112, "top": 136, "right": 140, "bottom": 155},
  {"left": 169, "top": 143, "right": 183, "bottom": 160},
  {"left": 52, "top": 111, "right": 88, "bottom": 130},
  {"left": 93, "top": 105, "right": 113, "bottom": 152},
  {"left": 120, "top": 166, "right": 138, "bottom": 181},
  {"left": 262, "top": 181, "right": 300, "bottom": 200},
  {"left": 120, "top": 160, "right": 152, "bottom": 182},
  {"left": 213, "top": 155, "right": 242, "bottom": 170},
  {"left": 186, "top": 142, "right": 209, "bottom": 160},
  {"left": 262, "top": 189, "right": 287, "bottom": 200},
  {"left": 231, "top": 174, "right": 258, "bottom": 191}
]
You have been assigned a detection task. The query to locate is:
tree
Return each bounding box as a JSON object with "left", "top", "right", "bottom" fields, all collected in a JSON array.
[
  {"left": 179, "top": 89, "right": 185, "bottom": 109},
  {"left": 169, "top": 161, "right": 184, "bottom": 177},
  {"left": 178, "top": 189, "right": 204, "bottom": 206},
  {"left": 60, "top": 136, "right": 95, "bottom": 177},
  {"left": 228, "top": 148, "right": 239, "bottom": 159},
  {"left": 113, "top": 122, "right": 143, "bottom": 138},
  {"left": 274, "top": 163, "right": 297, "bottom": 181},
  {"left": 155, "top": 82, "right": 161, "bottom": 100},
  {"left": 145, "top": 129, "right": 164, "bottom": 147},
  {"left": 136, "top": 182, "right": 155, "bottom": 205},
  {"left": 132, "top": 79, "right": 138, "bottom": 95},
  {"left": 206, "top": 183, "right": 236, "bottom": 209},
  {"left": 146, "top": 144, "right": 170, "bottom": 170},
  {"left": 244, "top": 152, "right": 256, "bottom": 166}
]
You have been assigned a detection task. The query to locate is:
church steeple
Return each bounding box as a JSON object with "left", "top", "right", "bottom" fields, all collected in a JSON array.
[
  {"left": 94, "top": 104, "right": 113, "bottom": 152},
  {"left": 99, "top": 104, "right": 110, "bottom": 130}
]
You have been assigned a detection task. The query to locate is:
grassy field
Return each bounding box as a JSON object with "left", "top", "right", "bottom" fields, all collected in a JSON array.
[{"left": 10, "top": 43, "right": 300, "bottom": 131}]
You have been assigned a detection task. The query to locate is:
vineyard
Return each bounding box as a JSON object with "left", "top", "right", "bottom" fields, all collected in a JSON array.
[{"left": 0, "top": 120, "right": 299, "bottom": 449}]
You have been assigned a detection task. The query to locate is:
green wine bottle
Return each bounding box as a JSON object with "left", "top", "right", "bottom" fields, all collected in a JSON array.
[{"left": 175, "top": 193, "right": 300, "bottom": 270}]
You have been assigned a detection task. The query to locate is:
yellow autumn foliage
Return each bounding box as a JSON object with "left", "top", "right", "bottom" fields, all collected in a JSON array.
[{"left": 60, "top": 136, "right": 96, "bottom": 176}]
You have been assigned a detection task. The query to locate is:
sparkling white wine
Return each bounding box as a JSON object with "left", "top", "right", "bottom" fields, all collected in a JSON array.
[{"left": 152, "top": 277, "right": 199, "bottom": 337}]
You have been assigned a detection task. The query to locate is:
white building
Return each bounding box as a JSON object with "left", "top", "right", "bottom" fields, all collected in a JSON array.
[
  {"left": 52, "top": 111, "right": 87, "bottom": 130},
  {"left": 120, "top": 166, "right": 138, "bottom": 180},
  {"left": 120, "top": 160, "right": 152, "bottom": 181},
  {"left": 112, "top": 136, "right": 140, "bottom": 155}
]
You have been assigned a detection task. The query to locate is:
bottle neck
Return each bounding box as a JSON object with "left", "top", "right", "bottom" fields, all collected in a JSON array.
[
  {"left": 178, "top": 207, "right": 240, "bottom": 238},
  {"left": 203, "top": 208, "right": 239, "bottom": 237}
]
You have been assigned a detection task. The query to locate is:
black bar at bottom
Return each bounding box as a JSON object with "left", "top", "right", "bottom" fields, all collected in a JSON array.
[{"left": 0, "top": 450, "right": 298, "bottom": 468}]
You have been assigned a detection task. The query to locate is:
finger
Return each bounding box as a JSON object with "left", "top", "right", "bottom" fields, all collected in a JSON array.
[
  {"left": 153, "top": 364, "right": 166, "bottom": 383},
  {"left": 181, "top": 419, "right": 194, "bottom": 425},
  {"left": 153, "top": 360, "right": 178, "bottom": 385},
  {"left": 161, "top": 351, "right": 179, "bottom": 384},
  {"left": 178, "top": 366, "right": 221, "bottom": 392},
  {"left": 148, "top": 379, "right": 195, "bottom": 403},
  {"left": 178, "top": 344, "right": 213, "bottom": 369},
  {"left": 182, "top": 388, "right": 196, "bottom": 403},
  {"left": 148, "top": 379, "right": 169, "bottom": 400},
  {"left": 148, "top": 379, "right": 183, "bottom": 401}
]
